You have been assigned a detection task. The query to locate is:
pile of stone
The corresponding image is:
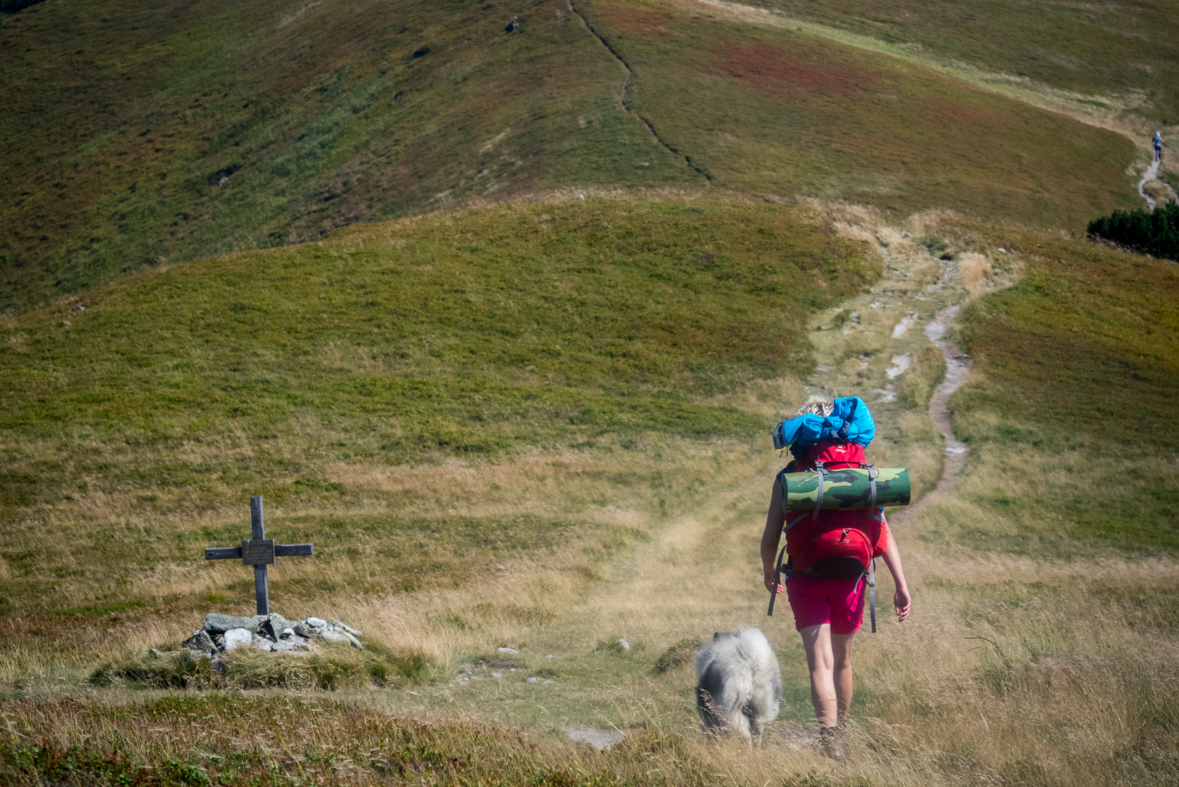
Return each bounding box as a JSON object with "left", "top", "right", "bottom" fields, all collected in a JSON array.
[{"left": 181, "top": 613, "right": 364, "bottom": 662}]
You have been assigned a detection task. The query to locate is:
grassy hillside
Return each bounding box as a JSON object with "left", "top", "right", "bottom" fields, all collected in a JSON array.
[
  {"left": 583, "top": 0, "right": 1139, "bottom": 227},
  {"left": 0, "top": 196, "right": 876, "bottom": 657},
  {"left": 0, "top": 0, "right": 1140, "bottom": 313},
  {"left": 0, "top": 0, "right": 687, "bottom": 314},
  {"left": 743, "top": 0, "right": 1179, "bottom": 123},
  {"left": 948, "top": 224, "right": 1179, "bottom": 553},
  {"left": 3, "top": 204, "right": 1176, "bottom": 786}
]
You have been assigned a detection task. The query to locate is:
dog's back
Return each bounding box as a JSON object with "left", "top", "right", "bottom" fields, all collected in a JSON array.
[{"left": 696, "top": 628, "right": 782, "bottom": 745}]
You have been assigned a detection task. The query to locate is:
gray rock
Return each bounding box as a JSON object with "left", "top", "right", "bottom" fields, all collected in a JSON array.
[
  {"left": 294, "top": 623, "right": 320, "bottom": 639},
  {"left": 273, "top": 636, "right": 310, "bottom": 652},
  {"left": 205, "top": 613, "right": 260, "bottom": 634},
  {"left": 562, "top": 726, "right": 624, "bottom": 752},
  {"left": 616, "top": 639, "right": 630, "bottom": 651},
  {"left": 211, "top": 657, "right": 226, "bottom": 674},
  {"left": 259, "top": 614, "right": 291, "bottom": 641},
  {"left": 497, "top": 647, "right": 519, "bottom": 655},
  {"left": 330, "top": 620, "right": 363, "bottom": 638},
  {"left": 304, "top": 616, "right": 327, "bottom": 628},
  {"left": 526, "top": 677, "right": 539, "bottom": 684},
  {"left": 222, "top": 628, "right": 253, "bottom": 651},
  {"left": 281, "top": 627, "right": 296, "bottom": 640},
  {"left": 182, "top": 629, "right": 216, "bottom": 654},
  {"left": 252, "top": 635, "right": 273, "bottom": 652},
  {"left": 320, "top": 628, "right": 364, "bottom": 649}
]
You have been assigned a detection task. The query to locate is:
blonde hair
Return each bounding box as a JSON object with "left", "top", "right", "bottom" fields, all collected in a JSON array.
[{"left": 796, "top": 394, "right": 834, "bottom": 417}]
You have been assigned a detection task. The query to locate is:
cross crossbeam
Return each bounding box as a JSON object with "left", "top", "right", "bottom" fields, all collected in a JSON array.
[{"left": 205, "top": 496, "right": 314, "bottom": 615}]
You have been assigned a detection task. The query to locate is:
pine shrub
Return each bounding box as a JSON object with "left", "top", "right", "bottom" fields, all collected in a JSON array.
[{"left": 1087, "top": 202, "right": 1179, "bottom": 261}]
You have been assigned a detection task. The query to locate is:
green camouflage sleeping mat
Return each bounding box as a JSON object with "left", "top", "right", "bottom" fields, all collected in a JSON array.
[{"left": 777, "top": 467, "right": 910, "bottom": 511}]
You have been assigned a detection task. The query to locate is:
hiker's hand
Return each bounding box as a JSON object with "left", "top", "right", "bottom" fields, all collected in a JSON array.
[
  {"left": 764, "top": 569, "right": 783, "bottom": 594},
  {"left": 894, "top": 586, "right": 911, "bottom": 622}
]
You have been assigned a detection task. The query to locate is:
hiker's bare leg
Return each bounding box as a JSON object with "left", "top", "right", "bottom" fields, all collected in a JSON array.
[
  {"left": 832, "top": 632, "right": 855, "bottom": 725},
  {"left": 799, "top": 624, "right": 838, "bottom": 728}
]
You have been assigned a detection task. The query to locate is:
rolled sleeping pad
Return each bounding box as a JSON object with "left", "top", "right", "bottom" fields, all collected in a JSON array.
[{"left": 778, "top": 467, "right": 910, "bottom": 511}]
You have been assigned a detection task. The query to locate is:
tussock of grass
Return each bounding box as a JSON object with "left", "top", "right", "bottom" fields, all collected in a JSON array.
[
  {"left": 652, "top": 637, "right": 702, "bottom": 674},
  {"left": 91, "top": 641, "right": 434, "bottom": 691},
  {"left": 896, "top": 344, "right": 944, "bottom": 411},
  {"left": 0, "top": 696, "right": 724, "bottom": 787}
]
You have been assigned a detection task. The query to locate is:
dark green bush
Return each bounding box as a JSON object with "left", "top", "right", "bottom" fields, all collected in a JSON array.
[
  {"left": 1087, "top": 202, "right": 1179, "bottom": 262},
  {"left": 0, "top": 0, "right": 45, "bottom": 13}
]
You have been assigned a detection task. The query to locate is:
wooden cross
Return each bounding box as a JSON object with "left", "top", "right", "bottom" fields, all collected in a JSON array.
[{"left": 204, "top": 496, "right": 314, "bottom": 615}]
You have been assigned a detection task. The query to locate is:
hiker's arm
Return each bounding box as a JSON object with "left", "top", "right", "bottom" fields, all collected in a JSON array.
[
  {"left": 761, "top": 480, "right": 786, "bottom": 593},
  {"left": 881, "top": 524, "right": 911, "bottom": 621}
]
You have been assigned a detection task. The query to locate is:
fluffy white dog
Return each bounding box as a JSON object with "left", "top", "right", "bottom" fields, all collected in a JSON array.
[{"left": 695, "top": 628, "right": 782, "bottom": 746}]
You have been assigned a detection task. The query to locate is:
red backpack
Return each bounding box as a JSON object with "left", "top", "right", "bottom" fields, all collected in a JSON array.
[{"left": 783, "top": 440, "right": 888, "bottom": 577}]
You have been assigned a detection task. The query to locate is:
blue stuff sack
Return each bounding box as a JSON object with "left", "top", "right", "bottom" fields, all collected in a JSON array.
[{"left": 771, "top": 396, "right": 875, "bottom": 458}]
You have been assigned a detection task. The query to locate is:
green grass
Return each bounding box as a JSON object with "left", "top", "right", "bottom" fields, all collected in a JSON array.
[
  {"left": 0, "top": 198, "right": 871, "bottom": 497},
  {"left": 0, "top": 0, "right": 1143, "bottom": 313},
  {"left": 0, "top": 196, "right": 876, "bottom": 648},
  {"left": 943, "top": 226, "right": 1179, "bottom": 554},
  {"left": 743, "top": 0, "right": 1179, "bottom": 123}
]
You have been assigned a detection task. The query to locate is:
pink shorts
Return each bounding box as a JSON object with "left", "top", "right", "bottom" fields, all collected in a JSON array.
[{"left": 786, "top": 574, "right": 867, "bottom": 635}]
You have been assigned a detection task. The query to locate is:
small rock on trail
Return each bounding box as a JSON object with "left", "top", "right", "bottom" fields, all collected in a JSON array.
[{"left": 562, "top": 726, "right": 625, "bottom": 751}]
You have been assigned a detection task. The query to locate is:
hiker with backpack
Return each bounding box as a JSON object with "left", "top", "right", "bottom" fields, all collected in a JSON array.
[
  {"left": 760, "top": 395, "right": 911, "bottom": 759},
  {"left": 1155, "top": 132, "right": 1164, "bottom": 163}
]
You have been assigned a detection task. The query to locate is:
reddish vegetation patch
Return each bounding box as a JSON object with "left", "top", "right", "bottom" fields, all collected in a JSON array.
[
  {"left": 919, "top": 95, "right": 1015, "bottom": 133},
  {"left": 608, "top": 6, "right": 673, "bottom": 33},
  {"left": 710, "top": 43, "right": 876, "bottom": 96}
]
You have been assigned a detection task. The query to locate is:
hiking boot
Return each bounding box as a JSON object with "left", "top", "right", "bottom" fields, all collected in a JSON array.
[{"left": 817, "top": 725, "right": 845, "bottom": 761}]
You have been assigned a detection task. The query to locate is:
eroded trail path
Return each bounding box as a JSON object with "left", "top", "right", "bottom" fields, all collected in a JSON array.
[
  {"left": 567, "top": 0, "right": 713, "bottom": 182},
  {"left": 890, "top": 305, "right": 973, "bottom": 525},
  {"left": 1139, "top": 158, "right": 1161, "bottom": 211}
]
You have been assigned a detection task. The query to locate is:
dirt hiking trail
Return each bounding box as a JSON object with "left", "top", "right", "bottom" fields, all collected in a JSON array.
[{"left": 1139, "top": 157, "right": 1162, "bottom": 211}]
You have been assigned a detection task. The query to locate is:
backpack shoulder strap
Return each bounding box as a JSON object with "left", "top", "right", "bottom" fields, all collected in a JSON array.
[
  {"left": 811, "top": 465, "right": 828, "bottom": 519},
  {"left": 868, "top": 464, "right": 878, "bottom": 509}
]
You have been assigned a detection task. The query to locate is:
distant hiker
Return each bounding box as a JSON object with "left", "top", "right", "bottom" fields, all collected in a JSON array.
[
  {"left": 1155, "top": 132, "right": 1164, "bottom": 162},
  {"left": 760, "top": 395, "right": 911, "bottom": 759}
]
